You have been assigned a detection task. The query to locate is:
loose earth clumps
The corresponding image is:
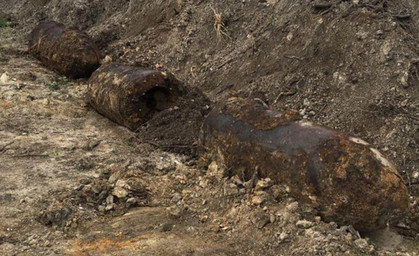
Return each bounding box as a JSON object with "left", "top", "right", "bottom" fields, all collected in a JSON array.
[
  {"left": 200, "top": 97, "right": 409, "bottom": 232},
  {"left": 27, "top": 20, "right": 410, "bottom": 232}
]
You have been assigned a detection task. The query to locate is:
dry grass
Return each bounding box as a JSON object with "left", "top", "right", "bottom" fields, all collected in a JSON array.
[{"left": 210, "top": 6, "right": 231, "bottom": 42}]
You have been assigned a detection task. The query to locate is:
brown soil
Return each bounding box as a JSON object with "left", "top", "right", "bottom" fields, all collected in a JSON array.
[{"left": 0, "top": 0, "right": 418, "bottom": 255}]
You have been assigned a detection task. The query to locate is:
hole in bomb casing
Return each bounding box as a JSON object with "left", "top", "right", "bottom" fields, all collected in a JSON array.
[{"left": 138, "top": 87, "right": 175, "bottom": 118}]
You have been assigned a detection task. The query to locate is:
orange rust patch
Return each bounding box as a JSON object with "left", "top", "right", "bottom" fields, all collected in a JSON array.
[
  {"left": 0, "top": 100, "right": 13, "bottom": 109},
  {"left": 65, "top": 236, "right": 138, "bottom": 256}
]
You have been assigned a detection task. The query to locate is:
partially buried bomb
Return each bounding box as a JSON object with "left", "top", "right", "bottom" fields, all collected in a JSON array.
[
  {"left": 29, "top": 21, "right": 101, "bottom": 78},
  {"left": 200, "top": 97, "right": 409, "bottom": 232},
  {"left": 87, "top": 63, "right": 184, "bottom": 130}
]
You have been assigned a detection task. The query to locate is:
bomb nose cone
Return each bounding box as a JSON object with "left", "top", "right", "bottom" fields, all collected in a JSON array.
[{"left": 200, "top": 97, "right": 409, "bottom": 232}]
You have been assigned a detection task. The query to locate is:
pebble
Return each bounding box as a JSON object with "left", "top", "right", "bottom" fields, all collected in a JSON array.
[
  {"left": 200, "top": 214, "right": 209, "bottom": 223},
  {"left": 279, "top": 231, "right": 289, "bottom": 241},
  {"left": 251, "top": 209, "right": 270, "bottom": 229},
  {"left": 98, "top": 205, "right": 106, "bottom": 212},
  {"left": 171, "top": 193, "right": 182, "bottom": 202},
  {"left": 126, "top": 197, "right": 137, "bottom": 207},
  {"left": 251, "top": 191, "right": 269, "bottom": 205},
  {"left": 296, "top": 220, "right": 314, "bottom": 229},
  {"left": 224, "top": 183, "right": 239, "bottom": 196},
  {"left": 0, "top": 73, "right": 9, "bottom": 84},
  {"left": 106, "top": 195, "right": 114, "bottom": 205},
  {"left": 286, "top": 201, "right": 299, "bottom": 212},
  {"left": 168, "top": 206, "right": 183, "bottom": 218},
  {"left": 354, "top": 238, "right": 369, "bottom": 250},
  {"left": 113, "top": 187, "right": 129, "bottom": 198},
  {"left": 304, "top": 228, "right": 320, "bottom": 238},
  {"left": 105, "top": 204, "right": 115, "bottom": 211},
  {"left": 255, "top": 178, "right": 272, "bottom": 190},
  {"left": 303, "top": 98, "right": 310, "bottom": 107}
]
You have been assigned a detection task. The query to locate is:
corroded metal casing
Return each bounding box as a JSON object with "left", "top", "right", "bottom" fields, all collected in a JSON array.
[
  {"left": 201, "top": 97, "right": 409, "bottom": 231},
  {"left": 29, "top": 21, "right": 101, "bottom": 78},
  {"left": 87, "top": 63, "right": 184, "bottom": 130}
]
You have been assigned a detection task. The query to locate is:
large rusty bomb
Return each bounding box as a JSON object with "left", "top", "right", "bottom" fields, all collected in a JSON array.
[
  {"left": 87, "top": 63, "right": 184, "bottom": 130},
  {"left": 200, "top": 97, "right": 409, "bottom": 232},
  {"left": 29, "top": 21, "right": 101, "bottom": 78}
]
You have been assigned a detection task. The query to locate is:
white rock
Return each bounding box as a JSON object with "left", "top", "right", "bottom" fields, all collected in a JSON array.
[
  {"left": 286, "top": 201, "right": 299, "bottom": 212},
  {"left": 251, "top": 191, "right": 269, "bottom": 205},
  {"left": 354, "top": 238, "right": 369, "bottom": 250},
  {"left": 113, "top": 187, "right": 129, "bottom": 198},
  {"left": 0, "top": 73, "right": 9, "bottom": 84},
  {"left": 296, "top": 220, "right": 313, "bottom": 229},
  {"left": 255, "top": 178, "right": 272, "bottom": 190},
  {"left": 279, "top": 231, "right": 289, "bottom": 241}
]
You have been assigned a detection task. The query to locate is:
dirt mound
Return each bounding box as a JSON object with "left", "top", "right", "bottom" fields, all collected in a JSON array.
[
  {"left": 11, "top": 0, "right": 415, "bottom": 186},
  {"left": 1, "top": 0, "right": 419, "bottom": 255},
  {"left": 136, "top": 86, "right": 211, "bottom": 155}
]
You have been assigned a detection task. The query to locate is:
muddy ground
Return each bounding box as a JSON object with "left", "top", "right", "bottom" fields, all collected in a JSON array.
[{"left": 0, "top": 0, "right": 419, "bottom": 255}]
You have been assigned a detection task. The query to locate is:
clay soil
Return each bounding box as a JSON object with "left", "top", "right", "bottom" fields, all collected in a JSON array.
[{"left": 0, "top": 0, "right": 418, "bottom": 255}]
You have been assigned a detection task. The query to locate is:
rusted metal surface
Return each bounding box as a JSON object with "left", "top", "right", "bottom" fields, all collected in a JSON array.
[
  {"left": 29, "top": 21, "right": 101, "bottom": 78},
  {"left": 87, "top": 63, "right": 184, "bottom": 130},
  {"left": 201, "top": 97, "right": 409, "bottom": 231}
]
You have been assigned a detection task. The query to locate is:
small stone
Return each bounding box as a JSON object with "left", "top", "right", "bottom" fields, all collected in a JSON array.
[
  {"left": 115, "top": 179, "right": 129, "bottom": 189},
  {"left": 356, "top": 31, "right": 368, "bottom": 40},
  {"left": 255, "top": 178, "right": 273, "bottom": 190},
  {"left": 79, "top": 179, "right": 91, "bottom": 185},
  {"left": 105, "top": 204, "right": 115, "bottom": 211},
  {"left": 200, "top": 214, "right": 209, "bottom": 223},
  {"left": 251, "top": 209, "right": 270, "bottom": 229},
  {"left": 171, "top": 193, "right": 182, "bottom": 203},
  {"left": 270, "top": 185, "right": 285, "bottom": 201},
  {"left": 354, "top": 238, "right": 369, "bottom": 250},
  {"left": 304, "top": 228, "right": 320, "bottom": 238},
  {"left": 207, "top": 161, "right": 225, "bottom": 179},
  {"left": 329, "top": 221, "right": 338, "bottom": 228},
  {"left": 108, "top": 174, "right": 118, "bottom": 184},
  {"left": 198, "top": 179, "right": 207, "bottom": 188},
  {"left": 296, "top": 220, "right": 313, "bottom": 229},
  {"left": 286, "top": 201, "right": 299, "bottom": 212},
  {"left": 126, "top": 197, "right": 137, "bottom": 207},
  {"left": 106, "top": 195, "right": 114, "bottom": 205},
  {"left": 345, "top": 233, "right": 353, "bottom": 242},
  {"left": 115, "top": 189, "right": 130, "bottom": 201},
  {"left": 168, "top": 206, "right": 183, "bottom": 218},
  {"left": 251, "top": 191, "right": 269, "bottom": 205},
  {"left": 279, "top": 231, "right": 289, "bottom": 241},
  {"left": 161, "top": 223, "right": 173, "bottom": 232},
  {"left": 0, "top": 73, "right": 9, "bottom": 84},
  {"left": 270, "top": 214, "right": 276, "bottom": 223},
  {"left": 230, "top": 175, "right": 244, "bottom": 186},
  {"left": 314, "top": 216, "right": 321, "bottom": 223},
  {"left": 224, "top": 183, "right": 239, "bottom": 196},
  {"left": 102, "top": 55, "right": 112, "bottom": 64}
]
